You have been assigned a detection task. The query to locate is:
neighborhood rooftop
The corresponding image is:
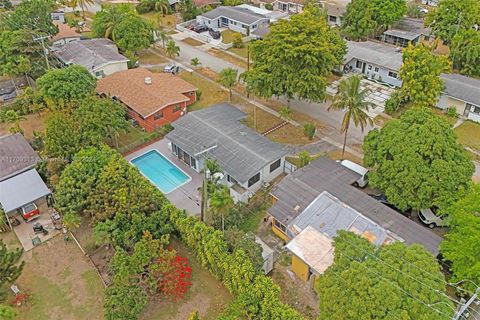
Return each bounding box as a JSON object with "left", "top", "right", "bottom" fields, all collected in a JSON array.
[
  {"left": 166, "top": 103, "right": 287, "bottom": 184},
  {"left": 96, "top": 68, "right": 197, "bottom": 118},
  {"left": 0, "top": 134, "right": 41, "bottom": 181},
  {"left": 441, "top": 73, "right": 480, "bottom": 106},
  {"left": 50, "top": 20, "right": 81, "bottom": 43},
  {"left": 384, "top": 17, "right": 431, "bottom": 39},
  {"left": 201, "top": 6, "right": 268, "bottom": 25},
  {"left": 54, "top": 39, "right": 128, "bottom": 72},
  {"left": 323, "top": 0, "right": 350, "bottom": 17},
  {"left": 269, "top": 157, "right": 443, "bottom": 254},
  {"left": 345, "top": 40, "right": 403, "bottom": 71}
]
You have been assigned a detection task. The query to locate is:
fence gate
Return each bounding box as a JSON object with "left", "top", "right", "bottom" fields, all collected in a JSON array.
[{"left": 284, "top": 161, "right": 297, "bottom": 174}]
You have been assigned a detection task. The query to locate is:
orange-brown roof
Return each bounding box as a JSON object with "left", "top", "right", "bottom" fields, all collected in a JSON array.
[
  {"left": 96, "top": 68, "right": 197, "bottom": 118},
  {"left": 51, "top": 21, "right": 81, "bottom": 42}
]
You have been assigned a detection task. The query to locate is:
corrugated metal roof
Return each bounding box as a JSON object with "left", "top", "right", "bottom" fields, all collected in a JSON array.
[
  {"left": 0, "top": 169, "right": 51, "bottom": 213},
  {"left": 0, "top": 134, "right": 41, "bottom": 181},
  {"left": 269, "top": 157, "right": 442, "bottom": 255},
  {"left": 166, "top": 104, "right": 287, "bottom": 183}
]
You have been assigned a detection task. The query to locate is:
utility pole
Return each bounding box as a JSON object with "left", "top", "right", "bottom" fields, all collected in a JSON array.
[
  {"left": 453, "top": 287, "right": 480, "bottom": 320},
  {"left": 33, "top": 35, "right": 50, "bottom": 70}
]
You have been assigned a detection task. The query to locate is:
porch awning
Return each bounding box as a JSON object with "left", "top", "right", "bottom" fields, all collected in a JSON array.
[{"left": 0, "top": 169, "right": 51, "bottom": 213}]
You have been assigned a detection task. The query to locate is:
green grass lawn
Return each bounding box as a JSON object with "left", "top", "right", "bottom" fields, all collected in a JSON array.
[
  {"left": 227, "top": 43, "right": 249, "bottom": 58},
  {"left": 116, "top": 125, "right": 161, "bottom": 154},
  {"left": 221, "top": 30, "right": 241, "bottom": 44},
  {"left": 179, "top": 70, "right": 229, "bottom": 111},
  {"left": 454, "top": 120, "right": 480, "bottom": 151},
  {"left": 140, "top": 12, "right": 177, "bottom": 28}
]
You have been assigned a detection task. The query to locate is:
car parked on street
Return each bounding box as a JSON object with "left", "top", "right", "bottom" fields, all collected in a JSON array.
[
  {"left": 209, "top": 28, "right": 221, "bottom": 39},
  {"left": 416, "top": 207, "right": 449, "bottom": 228}
]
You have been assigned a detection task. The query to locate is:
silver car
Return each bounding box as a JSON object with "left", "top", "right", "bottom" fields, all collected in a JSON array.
[{"left": 417, "top": 208, "right": 449, "bottom": 228}]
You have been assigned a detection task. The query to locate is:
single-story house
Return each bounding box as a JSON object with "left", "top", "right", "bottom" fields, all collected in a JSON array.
[
  {"left": 96, "top": 68, "right": 197, "bottom": 132},
  {"left": 0, "top": 134, "right": 51, "bottom": 227},
  {"left": 272, "top": 0, "right": 304, "bottom": 13},
  {"left": 54, "top": 39, "right": 129, "bottom": 78},
  {"left": 322, "top": 0, "right": 350, "bottom": 27},
  {"left": 50, "top": 21, "right": 81, "bottom": 47},
  {"left": 166, "top": 103, "right": 287, "bottom": 202},
  {"left": 196, "top": 6, "right": 270, "bottom": 35},
  {"left": 343, "top": 40, "right": 403, "bottom": 87},
  {"left": 379, "top": 17, "right": 433, "bottom": 48},
  {"left": 268, "top": 157, "right": 443, "bottom": 282},
  {"left": 437, "top": 73, "right": 480, "bottom": 123},
  {"left": 0, "top": 76, "right": 32, "bottom": 103}
]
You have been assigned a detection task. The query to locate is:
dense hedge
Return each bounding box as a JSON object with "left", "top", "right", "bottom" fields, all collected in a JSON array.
[{"left": 169, "top": 208, "right": 306, "bottom": 320}]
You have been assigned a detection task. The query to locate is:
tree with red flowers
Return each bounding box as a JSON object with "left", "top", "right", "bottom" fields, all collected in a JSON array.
[{"left": 156, "top": 255, "right": 192, "bottom": 301}]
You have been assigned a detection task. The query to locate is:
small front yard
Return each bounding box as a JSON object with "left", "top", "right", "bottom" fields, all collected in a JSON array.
[
  {"left": 454, "top": 120, "right": 480, "bottom": 151},
  {"left": 228, "top": 43, "right": 249, "bottom": 59},
  {"left": 179, "top": 70, "right": 230, "bottom": 111},
  {"left": 0, "top": 233, "right": 105, "bottom": 320},
  {"left": 138, "top": 49, "right": 167, "bottom": 65},
  {"left": 221, "top": 30, "right": 241, "bottom": 44},
  {"left": 140, "top": 12, "right": 178, "bottom": 28},
  {"left": 141, "top": 239, "right": 232, "bottom": 320}
]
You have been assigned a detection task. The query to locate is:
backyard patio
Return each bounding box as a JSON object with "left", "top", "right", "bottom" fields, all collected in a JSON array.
[{"left": 125, "top": 139, "right": 202, "bottom": 215}]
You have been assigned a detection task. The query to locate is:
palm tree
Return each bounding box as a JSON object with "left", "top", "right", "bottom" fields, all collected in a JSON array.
[
  {"left": 209, "top": 186, "right": 233, "bottom": 231},
  {"left": 219, "top": 68, "right": 238, "bottom": 102},
  {"left": 165, "top": 40, "right": 180, "bottom": 57},
  {"left": 328, "top": 75, "right": 373, "bottom": 160},
  {"left": 190, "top": 57, "right": 201, "bottom": 68},
  {"left": 156, "top": 28, "right": 170, "bottom": 48},
  {"left": 153, "top": 0, "right": 170, "bottom": 15},
  {"left": 68, "top": 0, "right": 94, "bottom": 20}
]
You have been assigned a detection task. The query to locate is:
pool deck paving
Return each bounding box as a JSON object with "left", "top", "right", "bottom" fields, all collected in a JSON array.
[{"left": 125, "top": 139, "right": 202, "bottom": 215}]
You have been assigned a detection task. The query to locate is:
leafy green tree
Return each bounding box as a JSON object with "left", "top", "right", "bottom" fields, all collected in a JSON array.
[
  {"left": 65, "top": 0, "right": 94, "bottom": 20},
  {"left": 165, "top": 39, "right": 180, "bottom": 57},
  {"left": 279, "top": 107, "right": 293, "bottom": 123},
  {"left": 156, "top": 28, "right": 170, "bottom": 49},
  {"left": 363, "top": 108, "right": 474, "bottom": 211},
  {"left": 440, "top": 184, "right": 480, "bottom": 293},
  {"left": 399, "top": 44, "right": 451, "bottom": 108},
  {"left": 219, "top": 68, "right": 238, "bottom": 102},
  {"left": 298, "top": 150, "right": 311, "bottom": 168},
  {"left": 0, "top": 305, "right": 16, "bottom": 320},
  {"left": 3, "top": 0, "right": 57, "bottom": 35},
  {"left": 92, "top": 4, "right": 134, "bottom": 40},
  {"left": 371, "top": 0, "right": 407, "bottom": 30},
  {"left": 178, "top": 0, "right": 201, "bottom": 21},
  {"left": 303, "top": 123, "right": 316, "bottom": 140},
  {"left": 243, "top": 4, "right": 346, "bottom": 105},
  {"left": 0, "top": 30, "right": 31, "bottom": 79},
  {"left": 450, "top": 29, "right": 480, "bottom": 77},
  {"left": 316, "top": 231, "right": 454, "bottom": 320},
  {"left": 37, "top": 65, "right": 96, "bottom": 108},
  {"left": 224, "top": 228, "right": 264, "bottom": 274},
  {"left": 406, "top": 2, "right": 423, "bottom": 18},
  {"left": 104, "top": 284, "right": 147, "bottom": 320},
  {"left": 44, "top": 112, "right": 81, "bottom": 159},
  {"left": 114, "top": 15, "right": 153, "bottom": 53},
  {"left": 62, "top": 212, "right": 81, "bottom": 232},
  {"left": 137, "top": 0, "right": 170, "bottom": 14},
  {"left": 0, "top": 239, "right": 24, "bottom": 286},
  {"left": 210, "top": 185, "right": 234, "bottom": 231},
  {"left": 4, "top": 110, "right": 25, "bottom": 134},
  {"left": 425, "top": 0, "right": 480, "bottom": 44},
  {"left": 328, "top": 75, "right": 372, "bottom": 160}
]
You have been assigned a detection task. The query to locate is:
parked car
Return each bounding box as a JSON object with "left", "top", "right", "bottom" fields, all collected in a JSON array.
[
  {"left": 194, "top": 24, "right": 209, "bottom": 33},
  {"left": 369, "top": 193, "right": 411, "bottom": 217},
  {"left": 164, "top": 64, "right": 180, "bottom": 74},
  {"left": 340, "top": 160, "right": 369, "bottom": 188},
  {"left": 18, "top": 202, "right": 40, "bottom": 222},
  {"left": 209, "top": 28, "right": 221, "bottom": 39},
  {"left": 416, "top": 207, "right": 449, "bottom": 228}
]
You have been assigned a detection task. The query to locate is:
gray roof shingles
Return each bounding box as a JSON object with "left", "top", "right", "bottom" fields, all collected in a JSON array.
[
  {"left": 0, "top": 134, "right": 41, "bottom": 181},
  {"left": 166, "top": 104, "right": 287, "bottom": 183},
  {"left": 201, "top": 6, "right": 268, "bottom": 25},
  {"left": 269, "top": 157, "right": 443, "bottom": 255},
  {"left": 54, "top": 39, "right": 128, "bottom": 72},
  {"left": 441, "top": 73, "right": 480, "bottom": 106},
  {"left": 344, "top": 40, "right": 403, "bottom": 71}
]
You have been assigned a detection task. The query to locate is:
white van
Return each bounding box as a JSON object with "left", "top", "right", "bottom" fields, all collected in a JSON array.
[{"left": 340, "top": 160, "right": 369, "bottom": 188}]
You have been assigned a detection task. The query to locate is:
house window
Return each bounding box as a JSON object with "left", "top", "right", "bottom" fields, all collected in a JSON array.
[
  {"left": 388, "top": 71, "right": 398, "bottom": 78},
  {"left": 173, "top": 105, "right": 181, "bottom": 112},
  {"left": 242, "top": 24, "right": 247, "bottom": 29},
  {"left": 374, "top": 67, "right": 379, "bottom": 72},
  {"left": 248, "top": 172, "right": 260, "bottom": 188},
  {"left": 95, "top": 70, "right": 105, "bottom": 78},
  {"left": 274, "top": 219, "right": 287, "bottom": 233},
  {"left": 154, "top": 111, "right": 163, "bottom": 120},
  {"left": 190, "top": 157, "right": 197, "bottom": 170},
  {"left": 227, "top": 175, "right": 237, "bottom": 184},
  {"left": 270, "top": 159, "right": 281, "bottom": 173},
  {"left": 469, "top": 104, "right": 480, "bottom": 114},
  {"left": 355, "top": 60, "right": 362, "bottom": 69},
  {"left": 368, "top": 65, "right": 372, "bottom": 70}
]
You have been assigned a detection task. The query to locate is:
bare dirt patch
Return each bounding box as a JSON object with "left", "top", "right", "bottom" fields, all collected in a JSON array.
[{"left": 0, "top": 112, "right": 47, "bottom": 139}]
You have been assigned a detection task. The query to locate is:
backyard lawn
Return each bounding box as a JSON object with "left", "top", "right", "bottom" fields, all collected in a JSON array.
[
  {"left": 454, "top": 120, "right": 480, "bottom": 151},
  {"left": 221, "top": 30, "right": 241, "bottom": 44},
  {"left": 141, "top": 239, "right": 232, "bottom": 320},
  {"left": 140, "top": 12, "right": 177, "bottom": 28},
  {"left": 0, "top": 234, "right": 106, "bottom": 320},
  {"left": 0, "top": 112, "right": 47, "bottom": 139},
  {"left": 116, "top": 125, "right": 162, "bottom": 154}
]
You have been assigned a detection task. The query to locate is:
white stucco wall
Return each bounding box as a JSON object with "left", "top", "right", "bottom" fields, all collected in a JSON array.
[
  {"left": 436, "top": 94, "right": 466, "bottom": 115},
  {"left": 93, "top": 61, "right": 128, "bottom": 78},
  {"left": 344, "top": 59, "right": 402, "bottom": 87}
]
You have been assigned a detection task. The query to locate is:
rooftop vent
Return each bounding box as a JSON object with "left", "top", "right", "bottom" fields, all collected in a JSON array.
[{"left": 144, "top": 77, "right": 152, "bottom": 85}]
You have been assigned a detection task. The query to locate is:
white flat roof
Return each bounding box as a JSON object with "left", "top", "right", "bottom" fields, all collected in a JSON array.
[{"left": 0, "top": 169, "right": 51, "bottom": 213}]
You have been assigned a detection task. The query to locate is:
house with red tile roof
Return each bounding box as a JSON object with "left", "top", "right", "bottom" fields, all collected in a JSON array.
[
  {"left": 96, "top": 68, "right": 197, "bottom": 132},
  {"left": 50, "top": 21, "right": 81, "bottom": 47}
]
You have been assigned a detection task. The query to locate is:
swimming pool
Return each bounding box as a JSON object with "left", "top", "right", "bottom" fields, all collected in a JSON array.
[{"left": 130, "top": 150, "right": 191, "bottom": 194}]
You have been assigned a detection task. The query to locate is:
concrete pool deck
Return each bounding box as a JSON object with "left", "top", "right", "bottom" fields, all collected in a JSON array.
[{"left": 125, "top": 139, "right": 202, "bottom": 215}]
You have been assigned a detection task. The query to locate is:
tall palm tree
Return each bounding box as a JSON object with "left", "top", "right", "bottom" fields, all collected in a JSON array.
[
  {"left": 209, "top": 186, "right": 233, "bottom": 231},
  {"left": 67, "top": 0, "right": 94, "bottom": 20},
  {"left": 328, "top": 75, "right": 373, "bottom": 160},
  {"left": 153, "top": 0, "right": 170, "bottom": 15},
  {"left": 165, "top": 40, "right": 180, "bottom": 57},
  {"left": 156, "top": 28, "right": 170, "bottom": 49},
  {"left": 219, "top": 68, "right": 238, "bottom": 102}
]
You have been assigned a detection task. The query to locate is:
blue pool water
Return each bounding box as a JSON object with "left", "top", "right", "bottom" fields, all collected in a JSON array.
[{"left": 131, "top": 150, "right": 190, "bottom": 194}]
